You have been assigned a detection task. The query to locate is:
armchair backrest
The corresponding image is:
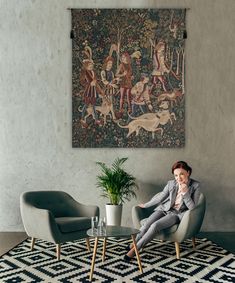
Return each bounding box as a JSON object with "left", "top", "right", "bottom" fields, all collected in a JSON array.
[{"left": 21, "top": 191, "right": 79, "bottom": 217}]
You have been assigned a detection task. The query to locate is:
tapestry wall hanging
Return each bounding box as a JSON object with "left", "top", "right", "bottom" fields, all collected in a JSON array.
[{"left": 72, "top": 9, "right": 186, "bottom": 148}]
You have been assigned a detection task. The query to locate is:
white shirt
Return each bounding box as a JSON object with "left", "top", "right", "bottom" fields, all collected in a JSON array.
[{"left": 173, "top": 187, "right": 187, "bottom": 210}]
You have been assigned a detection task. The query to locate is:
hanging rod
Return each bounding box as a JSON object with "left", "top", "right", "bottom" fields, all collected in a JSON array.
[{"left": 67, "top": 7, "right": 191, "bottom": 10}]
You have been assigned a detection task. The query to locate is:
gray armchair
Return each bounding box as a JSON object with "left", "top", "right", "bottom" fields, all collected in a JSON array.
[
  {"left": 132, "top": 193, "right": 206, "bottom": 259},
  {"left": 20, "top": 191, "right": 99, "bottom": 260}
]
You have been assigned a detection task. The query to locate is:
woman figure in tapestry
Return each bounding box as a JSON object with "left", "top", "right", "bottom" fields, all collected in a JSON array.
[{"left": 115, "top": 52, "right": 133, "bottom": 117}]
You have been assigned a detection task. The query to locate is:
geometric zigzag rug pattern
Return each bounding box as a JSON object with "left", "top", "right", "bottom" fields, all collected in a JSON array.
[{"left": 0, "top": 237, "right": 234, "bottom": 283}]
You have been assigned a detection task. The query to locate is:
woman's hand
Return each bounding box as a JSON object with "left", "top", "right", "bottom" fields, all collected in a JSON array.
[{"left": 138, "top": 203, "right": 145, "bottom": 208}]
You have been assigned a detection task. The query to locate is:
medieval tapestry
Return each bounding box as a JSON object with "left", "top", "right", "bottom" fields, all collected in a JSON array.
[{"left": 72, "top": 9, "right": 186, "bottom": 148}]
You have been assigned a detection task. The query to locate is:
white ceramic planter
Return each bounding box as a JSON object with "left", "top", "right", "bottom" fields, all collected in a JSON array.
[{"left": 105, "top": 204, "right": 123, "bottom": 226}]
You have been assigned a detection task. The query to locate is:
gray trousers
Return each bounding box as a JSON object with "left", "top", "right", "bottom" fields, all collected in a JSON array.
[{"left": 135, "top": 210, "right": 180, "bottom": 250}]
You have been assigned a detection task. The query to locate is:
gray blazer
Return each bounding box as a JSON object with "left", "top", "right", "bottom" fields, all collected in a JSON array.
[{"left": 143, "top": 179, "right": 200, "bottom": 220}]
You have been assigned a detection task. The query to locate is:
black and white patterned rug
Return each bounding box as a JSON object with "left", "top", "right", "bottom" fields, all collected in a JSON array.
[{"left": 0, "top": 237, "right": 234, "bottom": 282}]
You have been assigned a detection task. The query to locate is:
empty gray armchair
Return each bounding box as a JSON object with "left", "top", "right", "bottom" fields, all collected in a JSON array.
[
  {"left": 20, "top": 191, "right": 99, "bottom": 260},
  {"left": 132, "top": 193, "right": 206, "bottom": 259}
]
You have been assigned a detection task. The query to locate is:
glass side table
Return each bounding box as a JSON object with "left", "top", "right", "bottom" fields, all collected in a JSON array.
[{"left": 87, "top": 225, "right": 143, "bottom": 281}]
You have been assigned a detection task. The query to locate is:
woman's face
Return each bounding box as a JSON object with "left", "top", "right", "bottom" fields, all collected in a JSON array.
[
  {"left": 106, "top": 61, "right": 113, "bottom": 71},
  {"left": 121, "top": 54, "right": 128, "bottom": 64},
  {"left": 173, "top": 168, "right": 190, "bottom": 185}
]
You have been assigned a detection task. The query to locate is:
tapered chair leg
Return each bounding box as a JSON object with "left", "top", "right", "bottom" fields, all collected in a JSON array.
[
  {"left": 192, "top": 237, "right": 196, "bottom": 249},
  {"left": 56, "top": 244, "right": 61, "bottom": 261},
  {"left": 102, "top": 238, "right": 107, "bottom": 262},
  {"left": 30, "top": 237, "right": 35, "bottom": 251},
  {"left": 89, "top": 237, "right": 99, "bottom": 281},
  {"left": 86, "top": 238, "right": 91, "bottom": 252},
  {"left": 131, "top": 235, "right": 143, "bottom": 273},
  {"left": 175, "top": 242, "right": 180, "bottom": 260}
]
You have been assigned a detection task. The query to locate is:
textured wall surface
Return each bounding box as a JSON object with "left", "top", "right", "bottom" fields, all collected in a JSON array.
[{"left": 0, "top": 0, "right": 235, "bottom": 231}]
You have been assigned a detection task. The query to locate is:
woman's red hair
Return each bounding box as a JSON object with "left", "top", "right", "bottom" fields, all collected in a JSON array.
[{"left": 171, "top": 161, "right": 192, "bottom": 175}]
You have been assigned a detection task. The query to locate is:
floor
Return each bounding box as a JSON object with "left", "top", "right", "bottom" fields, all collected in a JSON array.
[
  {"left": 0, "top": 232, "right": 27, "bottom": 256},
  {"left": 0, "top": 232, "right": 234, "bottom": 256},
  {"left": 198, "top": 231, "right": 235, "bottom": 254}
]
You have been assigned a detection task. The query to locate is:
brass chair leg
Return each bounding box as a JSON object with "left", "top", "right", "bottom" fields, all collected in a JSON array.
[
  {"left": 175, "top": 242, "right": 180, "bottom": 260},
  {"left": 56, "top": 244, "right": 61, "bottom": 261},
  {"left": 192, "top": 237, "right": 196, "bottom": 249},
  {"left": 86, "top": 238, "right": 91, "bottom": 252},
  {"left": 30, "top": 237, "right": 35, "bottom": 251}
]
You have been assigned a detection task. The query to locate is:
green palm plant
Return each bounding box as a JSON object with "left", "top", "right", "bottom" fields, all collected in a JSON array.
[{"left": 96, "top": 157, "right": 138, "bottom": 205}]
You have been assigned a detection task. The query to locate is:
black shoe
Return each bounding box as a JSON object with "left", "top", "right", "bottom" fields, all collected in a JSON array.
[
  {"left": 123, "top": 255, "right": 132, "bottom": 262},
  {"left": 125, "top": 245, "right": 130, "bottom": 251},
  {"left": 125, "top": 244, "right": 133, "bottom": 251}
]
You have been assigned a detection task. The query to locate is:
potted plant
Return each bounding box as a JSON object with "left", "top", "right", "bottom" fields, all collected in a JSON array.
[{"left": 96, "top": 157, "right": 138, "bottom": 226}]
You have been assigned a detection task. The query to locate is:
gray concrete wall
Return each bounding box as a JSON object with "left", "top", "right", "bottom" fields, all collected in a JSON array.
[{"left": 0, "top": 0, "right": 235, "bottom": 231}]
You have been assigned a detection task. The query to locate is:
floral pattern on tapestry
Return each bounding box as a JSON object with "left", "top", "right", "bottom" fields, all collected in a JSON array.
[{"left": 72, "top": 9, "right": 186, "bottom": 147}]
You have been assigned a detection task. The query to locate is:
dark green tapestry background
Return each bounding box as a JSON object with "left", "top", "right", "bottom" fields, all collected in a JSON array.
[{"left": 72, "top": 9, "right": 186, "bottom": 148}]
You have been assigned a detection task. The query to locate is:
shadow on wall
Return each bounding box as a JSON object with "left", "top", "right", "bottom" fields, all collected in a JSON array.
[
  {"left": 136, "top": 181, "right": 165, "bottom": 203},
  {"left": 202, "top": 181, "right": 235, "bottom": 231}
]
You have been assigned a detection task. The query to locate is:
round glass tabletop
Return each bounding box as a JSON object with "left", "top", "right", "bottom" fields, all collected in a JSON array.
[{"left": 87, "top": 225, "right": 139, "bottom": 238}]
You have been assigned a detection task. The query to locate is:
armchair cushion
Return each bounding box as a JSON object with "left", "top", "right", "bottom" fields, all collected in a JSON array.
[{"left": 55, "top": 217, "right": 91, "bottom": 233}]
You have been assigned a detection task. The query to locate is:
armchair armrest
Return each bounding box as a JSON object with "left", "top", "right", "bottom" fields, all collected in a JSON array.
[
  {"left": 132, "top": 206, "right": 153, "bottom": 229},
  {"left": 20, "top": 203, "right": 61, "bottom": 243},
  {"left": 174, "top": 193, "right": 206, "bottom": 242}
]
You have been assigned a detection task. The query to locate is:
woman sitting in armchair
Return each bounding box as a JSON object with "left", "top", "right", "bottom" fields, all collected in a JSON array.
[{"left": 124, "top": 160, "right": 201, "bottom": 261}]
